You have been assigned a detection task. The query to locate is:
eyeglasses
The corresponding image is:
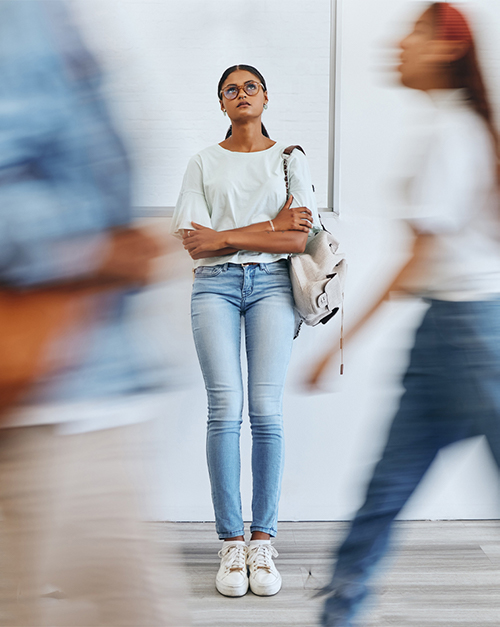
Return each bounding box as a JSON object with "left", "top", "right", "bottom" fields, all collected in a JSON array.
[{"left": 221, "top": 80, "right": 265, "bottom": 100}]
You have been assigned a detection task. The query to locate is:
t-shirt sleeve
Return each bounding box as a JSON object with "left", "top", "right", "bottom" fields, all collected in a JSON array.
[
  {"left": 170, "top": 155, "right": 212, "bottom": 239},
  {"left": 287, "top": 149, "right": 322, "bottom": 237},
  {"left": 408, "top": 123, "right": 491, "bottom": 235}
]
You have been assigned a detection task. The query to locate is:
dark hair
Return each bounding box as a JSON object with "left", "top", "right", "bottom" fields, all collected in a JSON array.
[
  {"left": 430, "top": 3, "right": 499, "bottom": 165},
  {"left": 217, "top": 64, "right": 270, "bottom": 139}
]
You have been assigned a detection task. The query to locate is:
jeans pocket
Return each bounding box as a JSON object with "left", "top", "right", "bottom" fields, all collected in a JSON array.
[
  {"left": 194, "top": 265, "right": 223, "bottom": 278},
  {"left": 262, "top": 260, "right": 289, "bottom": 275}
]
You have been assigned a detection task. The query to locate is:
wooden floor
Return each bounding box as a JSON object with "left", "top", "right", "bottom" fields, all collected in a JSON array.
[{"left": 159, "top": 520, "right": 500, "bottom": 627}]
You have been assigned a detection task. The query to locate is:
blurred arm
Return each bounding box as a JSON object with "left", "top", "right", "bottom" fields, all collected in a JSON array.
[{"left": 307, "top": 231, "right": 433, "bottom": 386}]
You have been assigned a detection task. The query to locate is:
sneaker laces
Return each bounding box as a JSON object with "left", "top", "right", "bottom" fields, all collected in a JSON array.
[
  {"left": 218, "top": 543, "right": 247, "bottom": 572},
  {"left": 247, "top": 544, "right": 279, "bottom": 571}
]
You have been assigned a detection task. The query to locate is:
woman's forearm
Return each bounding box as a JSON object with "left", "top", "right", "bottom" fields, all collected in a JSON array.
[
  {"left": 225, "top": 211, "right": 310, "bottom": 237},
  {"left": 183, "top": 221, "right": 309, "bottom": 258},
  {"left": 224, "top": 229, "right": 308, "bottom": 254},
  {"left": 230, "top": 221, "right": 273, "bottom": 234},
  {"left": 191, "top": 247, "right": 239, "bottom": 259}
]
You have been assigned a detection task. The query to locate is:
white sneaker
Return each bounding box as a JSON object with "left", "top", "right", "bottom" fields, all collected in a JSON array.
[
  {"left": 215, "top": 542, "right": 249, "bottom": 597},
  {"left": 247, "top": 542, "right": 282, "bottom": 596}
]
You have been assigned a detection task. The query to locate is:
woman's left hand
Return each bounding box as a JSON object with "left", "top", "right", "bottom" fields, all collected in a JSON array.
[
  {"left": 273, "top": 195, "right": 313, "bottom": 233},
  {"left": 182, "top": 223, "right": 227, "bottom": 259}
]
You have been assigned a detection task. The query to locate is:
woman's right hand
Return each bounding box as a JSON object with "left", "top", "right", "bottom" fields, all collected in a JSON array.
[{"left": 273, "top": 195, "right": 313, "bottom": 233}]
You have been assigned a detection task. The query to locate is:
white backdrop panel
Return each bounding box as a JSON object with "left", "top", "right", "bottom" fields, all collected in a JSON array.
[
  {"left": 72, "top": 0, "right": 332, "bottom": 210},
  {"left": 70, "top": 0, "right": 500, "bottom": 522}
]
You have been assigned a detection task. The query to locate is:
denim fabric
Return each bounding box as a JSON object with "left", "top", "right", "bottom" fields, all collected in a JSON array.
[
  {"left": 0, "top": 2, "right": 161, "bottom": 403},
  {"left": 191, "top": 261, "right": 295, "bottom": 538},
  {"left": 322, "top": 299, "right": 500, "bottom": 626}
]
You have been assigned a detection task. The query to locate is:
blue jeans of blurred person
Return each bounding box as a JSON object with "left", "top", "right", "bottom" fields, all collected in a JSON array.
[
  {"left": 191, "top": 261, "right": 295, "bottom": 539},
  {"left": 322, "top": 299, "right": 500, "bottom": 627}
]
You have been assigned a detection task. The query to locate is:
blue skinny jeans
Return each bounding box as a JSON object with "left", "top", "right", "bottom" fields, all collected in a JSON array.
[
  {"left": 191, "top": 261, "right": 295, "bottom": 539},
  {"left": 322, "top": 299, "right": 500, "bottom": 626}
]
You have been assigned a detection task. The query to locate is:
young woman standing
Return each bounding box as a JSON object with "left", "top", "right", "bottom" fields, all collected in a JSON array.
[
  {"left": 307, "top": 4, "right": 500, "bottom": 626},
  {"left": 171, "top": 65, "right": 320, "bottom": 597}
]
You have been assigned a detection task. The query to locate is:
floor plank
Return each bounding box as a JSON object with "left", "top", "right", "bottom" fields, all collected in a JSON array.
[{"left": 156, "top": 521, "right": 500, "bottom": 626}]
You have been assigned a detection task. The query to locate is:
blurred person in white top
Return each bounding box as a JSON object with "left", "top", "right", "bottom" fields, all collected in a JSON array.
[{"left": 307, "top": 3, "right": 500, "bottom": 626}]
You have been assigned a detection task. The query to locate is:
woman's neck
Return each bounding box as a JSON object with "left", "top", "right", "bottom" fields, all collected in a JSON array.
[
  {"left": 220, "top": 120, "right": 275, "bottom": 153},
  {"left": 419, "top": 71, "right": 456, "bottom": 92}
]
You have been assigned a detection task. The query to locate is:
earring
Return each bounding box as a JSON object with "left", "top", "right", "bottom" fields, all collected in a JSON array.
[
  {"left": 222, "top": 109, "right": 227, "bottom": 116},
  {"left": 263, "top": 103, "right": 268, "bottom": 110}
]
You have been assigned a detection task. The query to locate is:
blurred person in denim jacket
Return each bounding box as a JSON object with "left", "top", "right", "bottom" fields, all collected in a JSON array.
[{"left": 0, "top": 2, "right": 189, "bottom": 625}]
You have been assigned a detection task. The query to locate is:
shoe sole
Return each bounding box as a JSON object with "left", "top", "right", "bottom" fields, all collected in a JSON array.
[
  {"left": 249, "top": 577, "right": 282, "bottom": 596},
  {"left": 216, "top": 579, "right": 249, "bottom": 597}
]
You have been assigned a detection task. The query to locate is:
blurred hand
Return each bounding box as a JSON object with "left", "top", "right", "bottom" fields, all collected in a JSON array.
[
  {"left": 305, "top": 348, "right": 339, "bottom": 390},
  {"left": 97, "top": 227, "right": 162, "bottom": 285},
  {"left": 273, "top": 195, "right": 313, "bottom": 233}
]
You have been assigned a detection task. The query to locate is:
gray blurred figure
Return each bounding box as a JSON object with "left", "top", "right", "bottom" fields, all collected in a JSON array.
[
  {"left": 0, "top": 2, "right": 189, "bottom": 625},
  {"left": 307, "top": 2, "right": 500, "bottom": 626}
]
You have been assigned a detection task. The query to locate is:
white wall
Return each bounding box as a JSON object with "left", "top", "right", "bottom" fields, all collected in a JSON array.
[
  {"left": 75, "top": 0, "right": 500, "bottom": 522},
  {"left": 71, "top": 0, "right": 332, "bottom": 209}
]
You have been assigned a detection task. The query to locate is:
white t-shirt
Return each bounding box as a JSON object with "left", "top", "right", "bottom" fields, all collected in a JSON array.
[
  {"left": 405, "top": 89, "right": 500, "bottom": 300},
  {"left": 170, "top": 142, "right": 321, "bottom": 267}
]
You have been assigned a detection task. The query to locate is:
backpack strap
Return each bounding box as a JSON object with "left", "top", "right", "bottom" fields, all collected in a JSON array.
[
  {"left": 283, "top": 145, "right": 306, "bottom": 157},
  {"left": 282, "top": 146, "right": 305, "bottom": 199},
  {"left": 282, "top": 145, "right": 324, "bottom": 227},
  {"left": 340, "top": 297, "right": 344, "bottom": 374}
]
